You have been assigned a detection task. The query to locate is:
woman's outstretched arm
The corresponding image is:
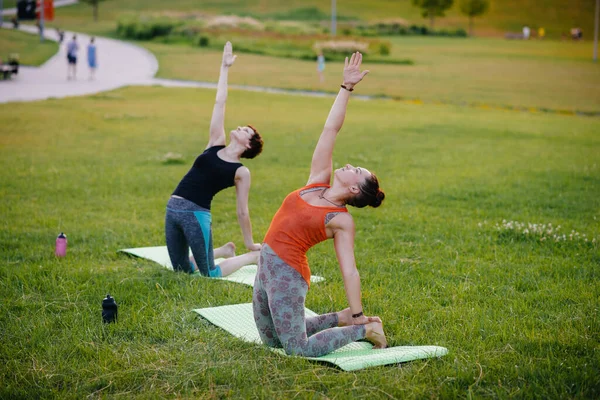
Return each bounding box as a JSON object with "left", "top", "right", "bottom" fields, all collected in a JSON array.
[
  {"left": 207, "top": 41, "right": 237, "bottom": 149},
  {"left": 307, "top": 52, "right": 369, "bottom": 185},
  {"left": 234, "top": 167, "right": 261, "bottom": 251},
  {"left": 331, "top": 214, "right": 363, "bottom": 317},
  {"left": 331, "top": 213, "right": 381, "bottom": 325}
]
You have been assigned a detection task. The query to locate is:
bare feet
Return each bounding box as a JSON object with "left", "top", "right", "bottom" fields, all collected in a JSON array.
[
  {"left": 365, "top": 321, "right": 387, "bottom": 349},
  {"left": 221, "top": 242, "right": 236, "bottom": 258},
  {"left": 213, "top": 242, "right": 236, "bottom": 259},
  {"left": 337, "top": 308, "right": 353, "bottom": 326},
  {"left": 218, "top": 249, "right": 260, "bottom": 276}
]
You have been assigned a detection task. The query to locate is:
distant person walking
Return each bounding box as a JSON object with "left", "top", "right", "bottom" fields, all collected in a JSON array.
[
  {"left": 87, "top": 37, "right": 98, "bottom": 80},
  {"left": 66, "top": 35, "right": 79, "bottom": 80},
  {"left": 522, "top": 26, "right": 531, "bottom": 40},
  {"left": 56, "top": 28, "right": 65, "bottom": 44},
  {"left": 317, "top": 51, "right": 325, "bottom": 83}
]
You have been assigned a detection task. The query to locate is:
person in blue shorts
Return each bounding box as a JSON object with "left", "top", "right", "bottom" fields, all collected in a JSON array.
[
  {"left": 87, "top": 37, "right": 97, "bottom": 80},
  {"left": 165, "top": 41, "right": 264, "bottom": 277}
]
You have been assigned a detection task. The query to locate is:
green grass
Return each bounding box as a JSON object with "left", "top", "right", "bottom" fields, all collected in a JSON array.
[
  {"left": 41, "top": 0, "right": 597, "bottom": 39},
  {"left": 1, "top": 86, "right": 598, "bottom": 398},
  {"left": 0, "top": 28, "right": 58, "bottom": 66},
  {"left": 144, "top": 36, "right": 600, "bottom": 113}
]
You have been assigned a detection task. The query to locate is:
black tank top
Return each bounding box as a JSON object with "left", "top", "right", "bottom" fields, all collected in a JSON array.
[{"left": 172, "top": 146, "right": 243, "bottom": 210}]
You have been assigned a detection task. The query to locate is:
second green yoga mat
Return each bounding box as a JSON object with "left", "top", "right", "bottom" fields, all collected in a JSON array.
[
  {"left": 194, "top": 303, "right": 448, "bottom": 371},
  {"left": 119, "top": 246, "right": 325, "bottom": 287}
]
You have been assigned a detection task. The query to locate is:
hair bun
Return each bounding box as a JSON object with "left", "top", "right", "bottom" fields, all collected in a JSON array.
[{"left": 371, "top": 189, "right": 385, "bottom": 208}]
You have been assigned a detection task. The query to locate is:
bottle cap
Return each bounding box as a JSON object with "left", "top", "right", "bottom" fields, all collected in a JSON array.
[
  {"left": 102, "top": 294, "right": 116, "bottom": 305},
  {"left": 58, "top": 232, "right": 67, "bottom": 238}
]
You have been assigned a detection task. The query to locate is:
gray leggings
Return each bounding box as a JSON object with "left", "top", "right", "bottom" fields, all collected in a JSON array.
[
  {"left": 252, "top": 244, "right": 365, "bottom": 357},
  {"left": 165, "top": 196, "right": 221, "bottom": 277}
]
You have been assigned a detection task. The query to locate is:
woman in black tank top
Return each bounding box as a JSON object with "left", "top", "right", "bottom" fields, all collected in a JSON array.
[{"left": 165, "top": 42, "right": 264, "bottom": 277}]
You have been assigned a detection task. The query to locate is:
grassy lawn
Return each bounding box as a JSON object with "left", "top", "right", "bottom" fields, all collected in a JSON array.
[
  {"left": 145, "top": 36, "right": 600, "bottom": 113},
  {"left": 39, "top": 0, "right": 596, "bottom": 39},
  {"left": 0, "top": 28, "right": 58, "bottom": 66},
  {"left": 1, "top": 86, "right": 598, "bottom": 398}
]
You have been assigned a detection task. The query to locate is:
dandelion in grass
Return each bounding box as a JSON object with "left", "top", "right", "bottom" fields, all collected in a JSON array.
[{"left": 484, "top": 219, "right": 598, "bottom": 247}]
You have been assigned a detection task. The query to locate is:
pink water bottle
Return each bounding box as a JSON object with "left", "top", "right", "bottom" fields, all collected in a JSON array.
[{"left": 55, "top": 232, "right": 67, "bottom": 257}]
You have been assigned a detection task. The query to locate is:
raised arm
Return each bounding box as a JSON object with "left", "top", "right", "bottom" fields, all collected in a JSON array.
[
  {"left": 207, "top": 42, "right": 237, "bottom": 149},
  {"left": 307, "top": 52, "right": 369, "bottom": 185},
  {"left": 331, "top": 214, "right": 364, "bottom": 318},
  {"left": 234, "top": 167, "right": 261, "bottom": 251}
]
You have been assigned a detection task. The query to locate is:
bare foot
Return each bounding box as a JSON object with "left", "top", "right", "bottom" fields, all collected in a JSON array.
[
  {"left": 365, "top": 321, "right": 387, "bottom": 349},
  {"left": 214, "top": 242, "right": 236, "bottom": 259},
  {"left": 337, "top": 308, "right": 353, "bottom": 326},
  {"left": 221, "top": 242, "right": 236, "bottom": 258}
]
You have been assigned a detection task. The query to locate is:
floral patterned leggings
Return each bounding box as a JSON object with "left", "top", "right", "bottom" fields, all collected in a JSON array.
[{"left": 252, "top": 244, "right": 366, "bottom": 357}]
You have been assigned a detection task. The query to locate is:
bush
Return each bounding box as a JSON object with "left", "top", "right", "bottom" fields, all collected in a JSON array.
[
  {"left": 454, "top": 28, "right": 468, "bottom": 37},
  {"left": 116, "top": 15, "right": 180, "bottom": 40},
  {"left": 368, "top": 22, "right": 409, "bottom": 36},
  {"left": 378, "top": 42, "right": 390, "bottom": 56},
  {"left": 268, "top": 7, "right": 355, "bottom": 21},
  {"left": 355, "top": 21, "right": 467, "bottom": 38},
  {"left": 341, "top": 27, "right": 353, "bottom": 36},
  {"left": 197, "top": 35, "right": 210, "bottom": 47},
  {"left": 172, "top": 21, "right": 204, "bottom": 38}
]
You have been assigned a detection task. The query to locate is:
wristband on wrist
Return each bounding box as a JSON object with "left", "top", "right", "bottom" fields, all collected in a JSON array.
[
  {"left": 341, "top": 84, "right": 354, "bottom": 92},
  {"left": 352, "top": 311, "right": 363, "bottom": 318}
]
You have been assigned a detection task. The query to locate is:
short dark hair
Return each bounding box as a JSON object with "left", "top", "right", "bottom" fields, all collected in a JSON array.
[
  {"left": 241, "top": 125, "right": 263, "bottom": 159},
  {"left": 346, "top": 173, "right": 385, "bottom": 208}
]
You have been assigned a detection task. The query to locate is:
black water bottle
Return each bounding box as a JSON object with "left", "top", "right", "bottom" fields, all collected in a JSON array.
[{"left": 102, "top": 294, "right": 118, "bottom": 323}]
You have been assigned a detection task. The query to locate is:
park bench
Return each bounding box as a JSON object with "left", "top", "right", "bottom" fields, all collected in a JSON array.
[
  {"left": 504, "top": 32, "right": 524, "bottom": 40},
  {"left": 0, "top": 58, "right": 19, "bottom": 80}
]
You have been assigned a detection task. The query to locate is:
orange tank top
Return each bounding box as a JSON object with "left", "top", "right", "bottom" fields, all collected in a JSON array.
[{"left": 263, "top": 183, "right": 348, "bottom": 286}]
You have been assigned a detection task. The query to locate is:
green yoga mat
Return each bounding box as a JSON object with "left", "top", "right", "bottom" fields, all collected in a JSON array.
[
  {"left": 119, "top": 246, "right": 325, "bottom": 287},
  {"left": 194, "top": 303, "right": 448, "bottom": 371}
]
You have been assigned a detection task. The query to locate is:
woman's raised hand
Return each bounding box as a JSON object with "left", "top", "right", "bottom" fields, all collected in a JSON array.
[
  {"left": 222, "top": 41, "right": 237, "bottom": 68},
  {"left": 342, "top": 52, "right": 369, "bottom": 90}
]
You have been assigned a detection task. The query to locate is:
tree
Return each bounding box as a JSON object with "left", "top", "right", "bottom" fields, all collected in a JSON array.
[
  {"left": 459, "top": 0, "right": 490, "bottom": 36},
  {"left": 412, "top": 0, "right": 454, "bottom": 30},
  {"left": 80, "top": 0, "right": 107, "bottom": 22}
]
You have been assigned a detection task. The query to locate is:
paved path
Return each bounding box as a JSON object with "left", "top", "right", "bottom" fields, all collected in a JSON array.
[
  {"left": 0, "top": 24, "right": 159, "bottom": 103},
  {"left": 0, "top": 24, "right": 356, "bottom": 104},
  {"left": 0, "top": 0, "right": 365, "bottom": 104}
]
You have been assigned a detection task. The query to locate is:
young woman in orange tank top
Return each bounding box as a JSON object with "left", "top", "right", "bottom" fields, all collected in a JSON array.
[{"left": 252, "top": 52, "right": 387, "bottom": 357}]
